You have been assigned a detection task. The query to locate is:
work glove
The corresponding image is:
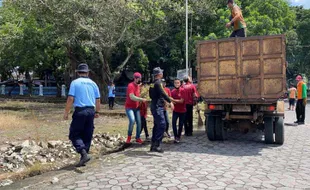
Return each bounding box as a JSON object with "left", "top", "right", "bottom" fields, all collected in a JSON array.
[{"left": 303, "top": 98, "right": 307, "bottom": 106}]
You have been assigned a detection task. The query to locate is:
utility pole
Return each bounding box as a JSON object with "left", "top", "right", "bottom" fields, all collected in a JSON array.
[{"left": 185, "top": 0, "right": 189, "bottom": 77}]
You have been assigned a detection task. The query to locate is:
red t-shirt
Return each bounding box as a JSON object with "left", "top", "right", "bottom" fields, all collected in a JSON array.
[
  {"left": 139, "top": 101, "right": 148, "bottom": 117},
  {"left": 125, "top": 82, "right": 140, "bottom": 109},
  {"left": 171, "top": 88, "right": 186, "bottom": 113},
  {"left": 163, "top": 87, "right": 171, "bottom": 110},
  {"left": 183, "top": 83, "right": 197, "bottom": 105},
  {"left": 164, "top": 87, "right": 171, "bottom": 97}
]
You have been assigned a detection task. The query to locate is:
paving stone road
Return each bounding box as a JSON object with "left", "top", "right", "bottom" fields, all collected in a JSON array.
[{"left": 7, "top": 105, "right": 310, "bottom": 190}]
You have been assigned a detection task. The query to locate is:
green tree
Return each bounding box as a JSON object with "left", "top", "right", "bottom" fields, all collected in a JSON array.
[{"left": 245, "top": 0, "right": 295, "bottom": 36}]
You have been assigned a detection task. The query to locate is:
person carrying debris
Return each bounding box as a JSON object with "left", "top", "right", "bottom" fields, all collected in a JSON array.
[
  {"left": 226, "top": 0, "right": 247, "bottom": 37},
  {"left": 295, "top": 75, "right": 307, "bottom": 125},
  {"left": 64, "top": 63, "right": 100, "bottom": 167},
  {"left": 183, "top": 76, "right": 197, "bottom": 136},
  {"left": 125, "top": 72, "right": 147, "bottom": 144}
]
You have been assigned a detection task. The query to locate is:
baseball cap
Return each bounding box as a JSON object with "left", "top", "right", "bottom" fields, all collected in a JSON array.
[{"left": 133, "top": 72, "right": 142, "bottom": 78}]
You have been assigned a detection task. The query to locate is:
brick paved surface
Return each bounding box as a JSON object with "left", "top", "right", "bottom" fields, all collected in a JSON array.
[{"left": 13, "top": 106, "right": 310, "bottom": 190}]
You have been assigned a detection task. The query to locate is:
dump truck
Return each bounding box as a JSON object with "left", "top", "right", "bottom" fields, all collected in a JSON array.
[{"left": 196, "top": 35, "right": 286, "bottom": 144}]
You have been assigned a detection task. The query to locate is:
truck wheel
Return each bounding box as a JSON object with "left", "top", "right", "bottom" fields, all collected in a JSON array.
[
  {"left": 205, "top": 117, "right": 208, "bottom": 133},
  {"left": 207, "top": 115, "right": 216, "bottom": 141},
  {"left": 215, "top": 117, "right": 225, "bottom": 140},
  {"left": 275, "top": 117, "right": 284, "bottom": 145},
  {"left": 264, "top": 117, "right": 274, "bottom": 144}
]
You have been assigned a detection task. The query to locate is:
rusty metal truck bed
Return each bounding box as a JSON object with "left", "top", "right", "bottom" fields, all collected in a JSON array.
[{"left": 196, "top": 35, "right": 286, "bottom": 104}]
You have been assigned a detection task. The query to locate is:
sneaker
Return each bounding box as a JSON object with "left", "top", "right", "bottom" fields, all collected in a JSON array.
[
  {"left": 165, "top": 132, "right": 171, "bottom": 138},
  {"left": 174, "top": 139, "right": 180, "bottom": 144},
  {"left": 145, "top": 136, "right": 150, "bottom": 141},
  {"left": 136, "top": 138, "right": 143, "bottom": 144},
  {"left": 126, "top": 136, "right": 132, "bottom": 144}
]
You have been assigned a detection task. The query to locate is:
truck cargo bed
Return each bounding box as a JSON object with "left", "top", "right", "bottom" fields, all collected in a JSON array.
[{"left": 196, "top": 35, "right": 286, "bottom": 103}]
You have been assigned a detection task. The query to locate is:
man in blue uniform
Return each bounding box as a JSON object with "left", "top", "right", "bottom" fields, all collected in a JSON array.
[
  {"left": 149, "top": 67, "right": 174, "bottom": 153},
  {"left": 64, "top": 63, "right": 101, "bottom": 167}
]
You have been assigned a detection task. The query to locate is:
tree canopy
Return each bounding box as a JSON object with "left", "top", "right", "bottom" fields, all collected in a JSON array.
[{"left": 0, "top": 0, "right": 309, "bottom": 98}]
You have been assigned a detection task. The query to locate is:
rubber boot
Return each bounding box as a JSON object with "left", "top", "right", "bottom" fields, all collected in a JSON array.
[{"left": 76, "top": 149, "right": 91, "bottom": 167}]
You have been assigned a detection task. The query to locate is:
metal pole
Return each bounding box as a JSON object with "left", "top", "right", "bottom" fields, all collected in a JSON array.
[{"left": 186, "top": 0, "right": 189, "bottom": 77}]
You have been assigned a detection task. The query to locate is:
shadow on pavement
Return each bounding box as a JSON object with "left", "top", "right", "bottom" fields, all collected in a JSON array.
[
  {"left": 123, "top": 150, "right": 163, "bottom": 158},
  {"left": 162, "top": 130, "right": 281, "bottom": 157}
]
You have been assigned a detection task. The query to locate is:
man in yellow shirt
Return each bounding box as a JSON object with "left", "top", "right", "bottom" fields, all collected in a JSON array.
[{"left": 226, "top": 0, "right": 247, "bottom": 37}]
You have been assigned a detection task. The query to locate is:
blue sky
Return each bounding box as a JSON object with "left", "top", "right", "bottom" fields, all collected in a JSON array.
[{"left": 290, "top": 0, "right": 310, "bottom": 8}]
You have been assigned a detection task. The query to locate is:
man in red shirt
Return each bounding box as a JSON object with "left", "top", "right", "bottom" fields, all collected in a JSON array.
[
  {"left": 125, "top": 72, "right": 147, "bottom": 144},
  {"left": 171, "top": 78, "right": 186, "bottom": 143},
  {"left": 162, "top": 79, "right": 172, "bottom": 138},
  {"left": 183, "top": 76, "right": 197, "bottom": 136}
]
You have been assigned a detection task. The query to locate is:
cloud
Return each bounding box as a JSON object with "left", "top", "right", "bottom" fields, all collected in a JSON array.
[{"left": 290, "top": 0, "right": 310, "bottom": 8}]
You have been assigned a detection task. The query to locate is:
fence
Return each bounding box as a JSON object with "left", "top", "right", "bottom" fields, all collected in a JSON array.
[
  {"left": 1, "top": 85, "right": 174, "bottom": 98},
  {"left": 0, "top": 85, "right": 66, "bottom": 97}
]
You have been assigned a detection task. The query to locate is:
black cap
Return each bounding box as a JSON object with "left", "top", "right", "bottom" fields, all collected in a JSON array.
[
  {"left": 227, "top": 0, "right": 234, "bottom": 4},
  {"left": 153, "top": 67, "right": 164, "bottom": 76},
  {"left": 183, "top": 76, "right": 189, "bottom": 83},
  {"left": 76, "top": 63, "right": 90, "bottom": 73}
]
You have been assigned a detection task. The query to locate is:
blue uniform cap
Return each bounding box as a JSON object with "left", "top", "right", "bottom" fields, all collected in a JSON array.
[{"left": 76, "top": 63, "right": 90, "bottom": 73}]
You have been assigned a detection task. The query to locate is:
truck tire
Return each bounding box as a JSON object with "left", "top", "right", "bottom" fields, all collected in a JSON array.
[
  {"left": 264, "top": 117, "right": 274, "bottom": 144},
  {"left": 274, "top": 117, "right": 284, "bottom": 145},
  {"left": 205, "top": 117, "right": 208, "bottom": 133},
  {"left": 207, "top": 115, "right": 216, "bottom": 141},
  {"left": 215, "top": 117, "right": 225, "bottom": 140}
]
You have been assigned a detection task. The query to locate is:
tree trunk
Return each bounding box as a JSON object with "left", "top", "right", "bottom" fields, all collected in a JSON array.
[
  {"left": 94, "top": 49, "right": 134, "bottom": 104},
  {"left": 111, "top": 48, "right": 133, "bottom": 81},
  {"left": 98, "top": 51, "right": 112, "bottom": 103},
  {"left": 25, "top": 70, "right": 32, "bottom": 96},
  {"left": 66, "top": 45, "right": 77, "bottom": 82}
]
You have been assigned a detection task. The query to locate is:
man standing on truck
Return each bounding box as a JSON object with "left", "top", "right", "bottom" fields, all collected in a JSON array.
[
  {"left": 149, "top": 67, "right": 175, "bottom": 153},
  {"left": 295, "top": 75, "right": 307, "bottom": 125},
  {"left": 226, "top": 0, "right": 247, "bottom": 38}
]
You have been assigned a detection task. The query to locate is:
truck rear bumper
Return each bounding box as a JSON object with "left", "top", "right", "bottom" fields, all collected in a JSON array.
[{"left": 204, "top": 98, "right": 281, "bottom": 105}]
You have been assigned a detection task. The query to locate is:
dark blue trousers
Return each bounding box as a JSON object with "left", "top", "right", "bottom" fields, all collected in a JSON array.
[
  {"left": 151, "top": 106, "right": 166, "bottom": 146},
  {"left": 69, "top": 108, "right": 95, "bottom": 153},
  {"left": 172, "top": 111, "right": 185, "bottom": 139}
]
